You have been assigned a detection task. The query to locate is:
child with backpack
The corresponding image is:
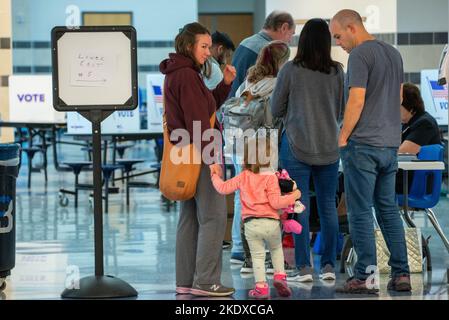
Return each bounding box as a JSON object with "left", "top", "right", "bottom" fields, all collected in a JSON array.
[{"left": 210, "top": 134, "right": 298, "bottom": 299}]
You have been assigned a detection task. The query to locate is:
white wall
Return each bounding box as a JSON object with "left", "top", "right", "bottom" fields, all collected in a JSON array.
[
  {"left": 13, "top": 0, "right": 197, "bottom": 41},
  {"left": 11, "top": 0, "right": 197, "bottom": 72},
  {"left": 397, "top": 0, "right": 448, "bottom": 32},
  {"left": 254, "top": 0, "right": 266, "bottom": 31},
  {"left": 266, "top": 0, "right": 397, "bottom": 33}
]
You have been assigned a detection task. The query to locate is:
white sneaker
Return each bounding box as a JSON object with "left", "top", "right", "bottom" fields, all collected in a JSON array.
[
  {"left": 319, "top": 264, "right": 336, "bottom": 281},
  {"left": 287, "top": 266, "right": 313, "bottom": 282}
]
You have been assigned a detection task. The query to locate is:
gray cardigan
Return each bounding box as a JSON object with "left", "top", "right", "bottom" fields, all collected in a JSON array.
[{"left": 271, "top": 61, "right": 345, "bottom": 165}]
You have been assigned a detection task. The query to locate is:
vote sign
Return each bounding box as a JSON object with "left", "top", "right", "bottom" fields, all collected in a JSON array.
[{"left": 9, "top": 75, "right": 65, "bottom": 123}]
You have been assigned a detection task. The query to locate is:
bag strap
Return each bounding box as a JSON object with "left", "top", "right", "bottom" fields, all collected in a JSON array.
[{"left": 263, "top": 95, "right": 273, "bottom": 128}]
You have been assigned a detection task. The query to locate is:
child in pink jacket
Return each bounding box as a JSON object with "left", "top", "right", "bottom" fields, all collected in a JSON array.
[{"left": 210, "top": 138, "right": 300, "bottom": 299}]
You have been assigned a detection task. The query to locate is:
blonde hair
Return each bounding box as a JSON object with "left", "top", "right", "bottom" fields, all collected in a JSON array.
[{"left": 247, "top": 41, "right": 290, "bottom": 84}]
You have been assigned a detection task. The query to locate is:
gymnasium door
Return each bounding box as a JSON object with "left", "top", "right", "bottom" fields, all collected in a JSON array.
[
  {"left": 83, "top": 12, "right": 133, "bottom": 26},
  {"left": 199, "top": 14, "right": 253, "bottom": 62}
]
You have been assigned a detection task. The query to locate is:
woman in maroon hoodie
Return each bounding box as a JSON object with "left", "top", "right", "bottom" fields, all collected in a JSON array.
[{"left": 160, "top": 22, "right": 236, "bottom": 297}]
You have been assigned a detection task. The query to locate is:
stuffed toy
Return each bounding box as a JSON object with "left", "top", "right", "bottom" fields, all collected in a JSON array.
[{"left": 276, "top": 169, "right": 305, "bottom": 234}]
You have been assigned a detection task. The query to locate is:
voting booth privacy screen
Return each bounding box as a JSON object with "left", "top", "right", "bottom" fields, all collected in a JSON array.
[
  {"left": 421, "top": 69, "right": 448, "bottom": 126},
  {"left": 67, "top": 109, "right": 140, "bottom": 134},
  {"left": 51, "top": 26, "right": 137, "bottom": 111},
  {"left": 146, "top": 73, "right": 164, "bottom": 133},
  {"left": 8, "top": 75, "right": 65, "bottom": 123},
  {"left": 67, "top": 72, "right": 165, "bottom": 134}
]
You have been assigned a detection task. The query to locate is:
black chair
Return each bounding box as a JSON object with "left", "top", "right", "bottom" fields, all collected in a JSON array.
[
  {"left": 21, "top": 147, "right": 46, "bottom": 188},
  {"left": 59, "top": 161, "right": 92, "bottom": 207},
  {"left": 34, "top": 142, "right": 50, "bottom": 181},
  {"left": 114, "top": 161, "right": 161, "bottom": 207},
  {"left": 116, "top": 159, "right": 145, "bottom": 206},
  {"left": 99, "top": 164, "right": 124, "bottom": 213}
]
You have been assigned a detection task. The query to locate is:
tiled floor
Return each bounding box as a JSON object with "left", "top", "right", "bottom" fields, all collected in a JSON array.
[{"left": 1, "top": 139, "right": 449, "bottom": 300}]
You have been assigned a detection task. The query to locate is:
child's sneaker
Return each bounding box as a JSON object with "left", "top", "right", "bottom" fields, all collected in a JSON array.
[
  {"left": 273, "top": 273, "right": 292, "bottom": 297},
  {"left": 248, "top": 283, "right": 269, "bottom": 299}
]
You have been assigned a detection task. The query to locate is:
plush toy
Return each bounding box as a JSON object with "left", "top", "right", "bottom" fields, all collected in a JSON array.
[{"left": 276, "top": 169, "right": 305, "bottom": 234}]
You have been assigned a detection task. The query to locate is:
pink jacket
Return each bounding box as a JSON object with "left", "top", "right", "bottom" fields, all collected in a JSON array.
[{"left": 211, "top": 170, "right": 297, "bottom": 221}]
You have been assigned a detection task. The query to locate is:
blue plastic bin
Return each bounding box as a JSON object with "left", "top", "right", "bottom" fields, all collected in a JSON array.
[{"left": 0, "top": 143, "right": 20, "bottom": 291}]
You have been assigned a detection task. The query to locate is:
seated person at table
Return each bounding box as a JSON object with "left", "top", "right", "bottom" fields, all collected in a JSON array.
[{"left": 396, "top": 82, "right": 441, "bottom": 193}]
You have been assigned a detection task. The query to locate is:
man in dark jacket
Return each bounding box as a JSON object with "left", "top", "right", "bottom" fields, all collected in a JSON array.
[{"left": 229, "top": 10, "right": 295, "bottom": 97}]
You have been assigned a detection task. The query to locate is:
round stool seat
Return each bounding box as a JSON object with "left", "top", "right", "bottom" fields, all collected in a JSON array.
[
  {"left": 63, "top": 161, "right": 92, "bottom": 175},
  {"left": 114, "top": 144, "right": 134, "bottom": 158},
  {"left": 22, "top": 147, "right": 42, "bottom": 157},
  {"left": 101, "top": 164, "right": 124, "bottom": 179},
  {"left": 116, "top": 159, "right": 145, "bottom": 172}
]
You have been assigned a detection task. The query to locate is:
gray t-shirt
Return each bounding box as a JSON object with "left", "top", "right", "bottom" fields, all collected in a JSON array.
[{"left": 347, "top": 39, "right": 404, "bottom": 147}]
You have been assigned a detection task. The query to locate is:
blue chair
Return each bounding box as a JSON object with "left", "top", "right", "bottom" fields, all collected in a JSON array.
[
  {"left": 397, "top": 144, "right": 449, "bottom": 254},
  {"left": 312, "top": 232, "right": 344, "bottom": 256}
]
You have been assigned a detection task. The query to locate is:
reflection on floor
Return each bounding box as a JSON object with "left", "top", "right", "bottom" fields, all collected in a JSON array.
[{"left": 1, "top": 141, "right": 449, "bottom": 300}]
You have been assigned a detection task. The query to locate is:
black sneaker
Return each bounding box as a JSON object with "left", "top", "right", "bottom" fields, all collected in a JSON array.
[
  {"left": 266, "top": 260, "right": 274, "bottom": 274},
  {"left": 240, "top": 258, "right": 253, "bottom": 273},
  {"left": 387, "top": 274, "right": 412, "bottom": 292},
  {"left": 222, "top": 241, "right": 232, "bottom": 249},
  {"left": 190, "top": 283, "right": 235, "bottom": 297},
  {"left": 266, "top": 260, "right": 294, "bottom": 274},
  {"left": 284, "top": 261, "right": 296, "bottom": 272}
]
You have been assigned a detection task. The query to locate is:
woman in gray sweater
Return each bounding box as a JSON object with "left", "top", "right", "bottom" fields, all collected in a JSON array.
[{"left": 271, "top": 18, "right": 344, "bottom": 282}]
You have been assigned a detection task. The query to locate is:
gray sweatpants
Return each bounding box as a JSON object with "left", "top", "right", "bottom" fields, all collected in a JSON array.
[{"left": 176, "top": 164, "right": 227, "bottom": 287}]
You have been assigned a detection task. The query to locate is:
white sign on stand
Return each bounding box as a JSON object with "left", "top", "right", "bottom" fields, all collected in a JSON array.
[
  {"left": 421, "top": 69, "right": 448, "bottom": 126},
  {"left": 146, "top": 73, "right": 165, "bottom": 133},
  {"left": 8, "top": 75, "right": 66, "bottom": 123}
]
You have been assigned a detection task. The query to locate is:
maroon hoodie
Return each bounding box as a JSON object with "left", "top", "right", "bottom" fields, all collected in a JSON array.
[{"left": 159, "top": 53, "right": 231, "bottom": 153}]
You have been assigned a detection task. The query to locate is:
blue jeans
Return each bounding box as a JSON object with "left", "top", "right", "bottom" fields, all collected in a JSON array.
[
  {"left": 280, "top": 134, "right": 339, "bottom": 269},
  {"left": 231, "top": 156, "right": 243, "bottom": 254},
  {"left": 340, "top": 140, "right": 410, "bottom": 279}
]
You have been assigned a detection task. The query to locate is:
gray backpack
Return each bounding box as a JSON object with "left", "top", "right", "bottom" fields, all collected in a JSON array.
[{"left": 220, "top": 93, "right": 279, "bottom": 132}]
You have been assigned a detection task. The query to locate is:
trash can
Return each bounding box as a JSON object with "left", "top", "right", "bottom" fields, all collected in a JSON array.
[{"left": 0, "top": 143, "right": 20, "bottom": 291}]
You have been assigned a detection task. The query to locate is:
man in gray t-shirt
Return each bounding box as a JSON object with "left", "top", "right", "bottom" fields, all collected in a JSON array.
[
  {"left": 330, "top": 9, "right": 411, "bottom": 294},
  {"left": 347, "top": 40, "right": 404, "bottom": 147}
]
